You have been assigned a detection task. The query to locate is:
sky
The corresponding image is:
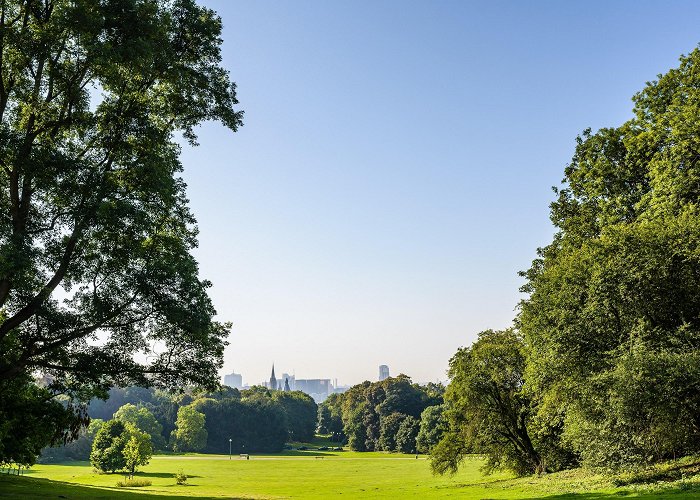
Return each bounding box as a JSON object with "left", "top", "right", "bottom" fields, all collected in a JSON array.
[{"left": 177, "top": 0, "right": 700, "bottom": 387}]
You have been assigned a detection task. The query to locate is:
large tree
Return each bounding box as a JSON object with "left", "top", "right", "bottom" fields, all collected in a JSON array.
[
  {"left": 432, "top": 329, "right": 544, "bottom": 476},
  {"left": 271, "top": 390, "right": 317, "bottom": 443},
  {"left": 0, "top": 0, "right": 241, "bottom": 462},
  {"left": 170, "top": 404, "right": 206, "bottom": 452},
  {"left": 519, "top": 47, "right": 700, "bottom": 468},
  {"left": 113, "top": 403, "right": 165, "bottom": 450}
]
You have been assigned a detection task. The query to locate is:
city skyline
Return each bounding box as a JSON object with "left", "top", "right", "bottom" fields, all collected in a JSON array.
[{"left": 221, "top": 363, "right": 402, "bottom": 390}]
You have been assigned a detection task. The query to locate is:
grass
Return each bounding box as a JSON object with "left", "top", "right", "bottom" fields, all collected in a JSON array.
[{"left": 1, "top": 450, "right": 700, "bottom": 499}]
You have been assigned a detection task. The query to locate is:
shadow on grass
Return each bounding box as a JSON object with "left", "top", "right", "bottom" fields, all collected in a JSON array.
[
  {"left": 525, "top": 483, "right": 700, "bottom": 500},
  {"left": 0, "top": 475, "right": 247, "bottom": 499},
  {"left": 137, "top": 472, "right": 201, "bottom": 479},
  {"left": 22, "top": 469, "right": 201, "bottom": 480}
]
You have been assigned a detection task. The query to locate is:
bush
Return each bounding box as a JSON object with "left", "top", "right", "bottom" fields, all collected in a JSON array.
[
  {"left": 175, "top": 470, "right": 188, "bottom": 485},
  {"left": 115, "top": 478, "right": 152, "bottom": 487}
]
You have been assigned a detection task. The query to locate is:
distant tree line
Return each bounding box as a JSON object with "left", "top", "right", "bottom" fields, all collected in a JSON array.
[
  {"left": 316, "top": 375, "right": 447, "bottom": 455},
  {"left": 431, "top": 48, "right": 700, "bottom": 476},
  {"left": 39, "top": 386, "right": 317, "bottom": 462}
]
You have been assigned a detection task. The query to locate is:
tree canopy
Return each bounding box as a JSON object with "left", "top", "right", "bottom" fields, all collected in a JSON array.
[
  {"left": 434, "top": 46, "right": 700, "bottom": 476},
  {"left": 431, "top": 330, "right": 546, "bottom": 476},
  {"left": 170, "top": 404, "right": 206, "bottom": 452},
  {"left": 90, "top": 419, "right": 151, "bottom": 474},
  {"left": 113, "top": 403, "right": 165, "bottom": 450},
  {"left": 335, "top": 375, "right": 440, "bottom": 453},
  {"left": 518, "top": 47, "right": 700, "bottom": 469},
  {"left": 0, "top": 0, "right": 241, "bottom": 464}
]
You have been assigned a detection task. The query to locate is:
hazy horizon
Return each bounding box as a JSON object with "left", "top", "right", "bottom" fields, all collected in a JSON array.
[{"left": 176, "top": 0, "right": 700, "bottom": 387}]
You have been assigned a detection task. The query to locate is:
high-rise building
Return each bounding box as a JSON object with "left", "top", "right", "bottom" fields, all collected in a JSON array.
[
  {"left": 282, "top": 373, "right": 295, "bottom": 390},
  {"left": 295, "top": 379, "right": 331, "bottom": 402},
  {"left": 223, "top": 370, "right": 243, "bottom": 389},
  {"left": 379, "top": 365, "right": 390, "bottom": 381}
]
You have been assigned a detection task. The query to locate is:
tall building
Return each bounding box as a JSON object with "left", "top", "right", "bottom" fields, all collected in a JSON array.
[
  {"left": 269, "top": 364, "right": 277, "bottom": 391},
  {"left": 223, "top": 370, "right": 243, "bottom": 389},
  {"left": 295, "top": 379, "right": 331, "bottom": 402},
  {"left": 282, "top": 373, "right": 295, "bottom": 390},
  {"left": 379, "top": 365, "right": 390, "bottom": 381}
]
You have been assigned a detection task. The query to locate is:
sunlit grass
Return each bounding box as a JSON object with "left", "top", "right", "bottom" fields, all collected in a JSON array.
[{"left": 2, "top": 452, "right": 700, "bottom": 498}]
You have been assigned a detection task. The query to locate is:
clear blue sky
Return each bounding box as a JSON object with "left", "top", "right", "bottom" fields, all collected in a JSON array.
[{"left": 179, "top": 0, "right": 700, "bottom": 387}]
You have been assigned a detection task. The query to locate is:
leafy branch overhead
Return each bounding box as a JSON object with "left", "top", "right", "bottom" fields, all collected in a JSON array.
[{"left": 0, "top": 0, "right": 242, "bottom": 400}]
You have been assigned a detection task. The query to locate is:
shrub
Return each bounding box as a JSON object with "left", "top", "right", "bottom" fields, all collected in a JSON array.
[
  {"left": 115, "top": 478, "right": 152, "bottom": 487},
  {"left": 175, "top": 470, "right": 188, "bottom": 485}
]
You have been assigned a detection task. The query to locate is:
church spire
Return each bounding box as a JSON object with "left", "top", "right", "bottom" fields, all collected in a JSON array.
[{"left": 269, "top": 363, "right": 277, "bottom": 391}]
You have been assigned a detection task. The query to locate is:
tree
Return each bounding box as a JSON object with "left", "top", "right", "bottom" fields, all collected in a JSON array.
[
  {"left": 416, "top": 405, "right": 447, "bottom": 454},
  {"left": 0, "top": 0, "right": 242, "bottom": 462},
  {"left": 432, "top": 330, "right": 544, "bottom": 476},
  {"left": 317, "top": 403, "right": 332, "bottom": 434},
  {"left": 113, "top": 403, "right": 165, "bottom": 450},
  {"left": 272, "top": 391, "right": 317, "bottom": 442},
  {"left": 344, "top": 403, "right": 368, "bottom": 452},
  {"left": 336, "top": 376, "right": 437, "bottom": 452},
  {"left": 377, "top": 375, "right": 429, "bottom": 419},
  {"left": 378, "top": 412, "right": 406, "bottom": 451},
  {"left": 90, "top": 420, "right": 150, "bottom": 474},
  {"left": 0, "top": 374, "right": 88, "bottom": 466},
  {"left": 519, "top": 47, "right": 700, "bottom": 468},
  {"left": 317, "top": 393, "right": 344, "bottom": 441},
  {"left": 122, "top": 429, "right": 152, "bottom": 479},
  {"left": 90, "top": 419, "right": 127, "bottom": 473},
  {"left": 171, "top": 404, "right": 207, "bottom": 452},
  {"left": 395, "top": 416, "right": 419, "bottom": 454}
]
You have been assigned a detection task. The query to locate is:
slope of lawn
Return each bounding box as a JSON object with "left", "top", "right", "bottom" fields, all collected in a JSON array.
[{"left": 1, "top": 452, "right": 700, "bottom": 499}]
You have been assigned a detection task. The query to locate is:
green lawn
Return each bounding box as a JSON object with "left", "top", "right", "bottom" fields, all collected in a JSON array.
[{"left": 1, "top": 451, "right": 700, "bottom": 499}]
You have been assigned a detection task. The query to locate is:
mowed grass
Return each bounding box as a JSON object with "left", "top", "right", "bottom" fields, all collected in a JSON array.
[{"left": 2, "top": 451, "right": 700, "bottom": 499}]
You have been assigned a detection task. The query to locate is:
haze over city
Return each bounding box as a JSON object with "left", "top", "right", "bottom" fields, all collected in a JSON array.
[{"left": 175, "top": 0, "right": 700, "bottom": 386}]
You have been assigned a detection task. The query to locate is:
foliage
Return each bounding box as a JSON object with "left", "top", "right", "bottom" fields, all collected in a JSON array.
[
  {"left": 121, "top": 430, "right": 152, "bottom": 478},
  {"left": 171, "top": 405, "right": 207, "bottom": 453},
  {"left": 271, "top": 391, "right": 317, "bottom": 442},
  {"left": 113, "top": 403, "right": 165, "bottom": 451},
  {"left": 0, "top": 375, "right": 88, "bottom": 466},
  {"left": 0, "top": 0, "right": 241, "bottom": 464},
  {"left": 378, "top": 412, "right": 406, "bottom": 451},
  {"left": 317, "top": 393, "right": 344, "bottom": 441},
  {"left": 88, "top": 387, "right": 157, "bottom": 421},
  {"left": 39, "top": 419, "right": 104, "bottom": 463},
  {"left": 193, "top": 393, "right": 288, "bottom": 454},
  {"left": 175, "top": 470, "right": 188, "bottom": 485},
  {"left": 416, "top": 405, "right": 447, "bottom": 454},
  {"left": 90, "top": 420, "right": 151, "bottom": 474},
  {"left": 344, "top": 402, "right": 369, "bottom": 452},
  {"left": 338, "top": 376, "right": 437, "bottom": 453},
  {"left": 90, "top": 420, "right": 128, "bottom": 473},
  {"left": 432, "top": 330, "right": 545, "bottom": 476},
  {"left": 395, "top": 416, "right": 420, "bottom": 454},
  {"left": 519, "top": 47, "right": 700, "bottom": 469}
]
